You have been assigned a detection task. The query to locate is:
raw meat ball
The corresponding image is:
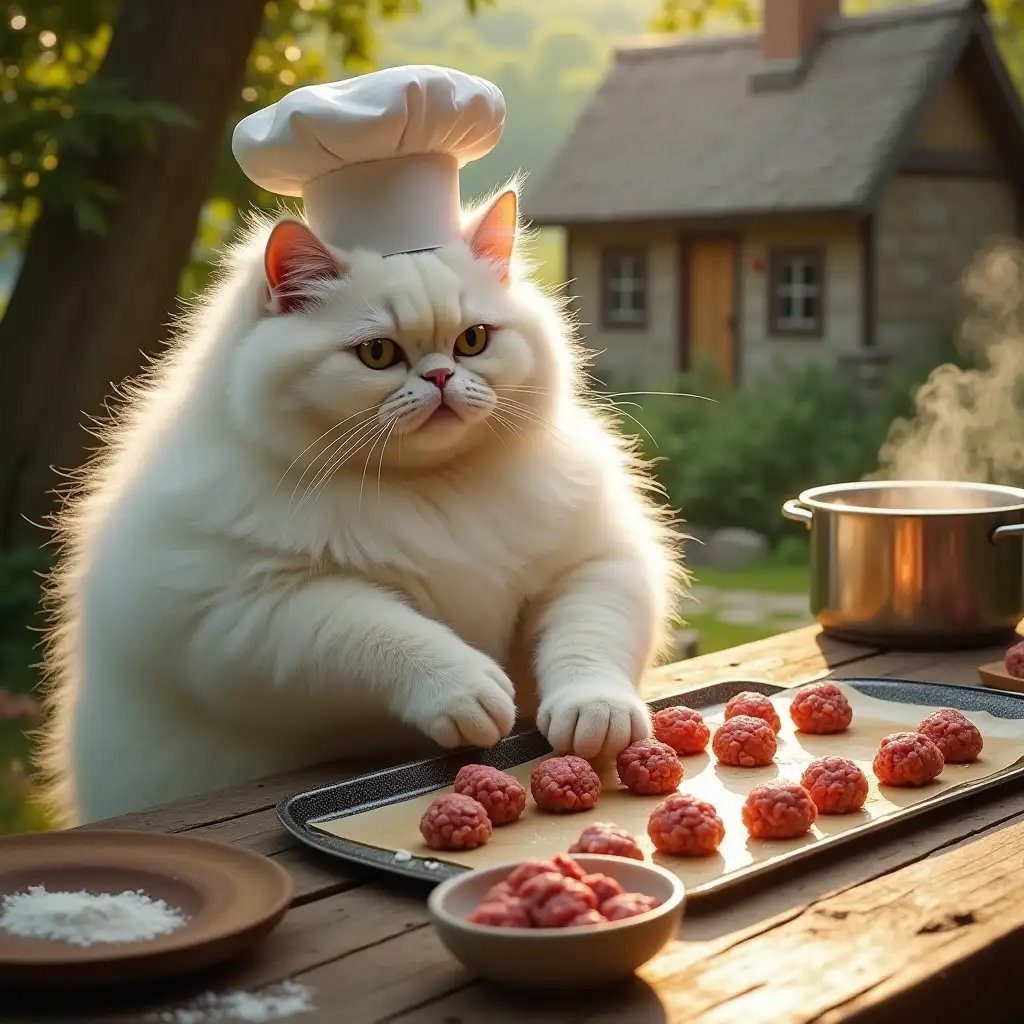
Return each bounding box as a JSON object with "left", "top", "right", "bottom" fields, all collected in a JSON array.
[
  {"left": 742, "top": 783, "right": 818, "bottom": 839},
  {"left": 647, "top": 794, "right": 726, "bottom": 856},
  {"left": 918, "top": 709, "right": 984, "bottom": 764},
  {"left": 800, "top": 756, "right": 869, "bottom": 814},
  {"left": 873, "top": 732, "right": 944, "bottom": 787},
  {"left": 789, "top": 682, "right": 854, "bottom": 734},
  {"left": 1005, "top": 640, "right": 1024, "bottom": 679},
  {"left": 550, "top": 852, "right": 587, "bottom": 881},
  {"left": 601, "top": 893, "right": 661, "bottom": 921},
  {"left": 453, "top": 764, "right": 527, "bottom": 825},
  {"left": 652, "top": 706, "right": 711, "bottom": 755},
  {"left": 419, "top": 793, "right": 492, "bottom": 851},
  {"left": 483, "top": 880, "right": 513, "bottom": 903},
  {"left": 530, "top": 755, "right": 602, "bottom": 812},
  {"left": 467, "top": 896, "right": 531, "bottom": 928},
  {"left": 567, "top": 910, "right": 607, "bottom": 927},
  {"left": 712, "top": 715, "right": 777, "bottom": 767},
  {"left": 505, "top": 859, "right": 559, "bottom": 894},
  {"left": 568, "top": 822, "right": 645, "bottom": 861},
  {"left": 616, "top": 738, "right": 684, "bottom": 795},
  {"left": 725, "top": 692, "right": 782, "bottom": 733},
  {"left": 582, "top": 872, "right": 625, "bottom": 905},
  {"left": 518, "top": 872, "right": 598, "bottom": 928}
]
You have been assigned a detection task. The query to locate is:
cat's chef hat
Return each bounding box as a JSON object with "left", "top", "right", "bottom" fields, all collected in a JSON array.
[{"left": 231, "top": 65, "right": 505, "bottom": 257}]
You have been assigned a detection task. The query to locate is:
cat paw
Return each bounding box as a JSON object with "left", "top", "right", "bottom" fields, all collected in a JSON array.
[
  {"left": 404, "top": 651, "right": 516, "bottom": 750},
  {"left": 537, "top": 683, "right": 650, "bottom": 760}
]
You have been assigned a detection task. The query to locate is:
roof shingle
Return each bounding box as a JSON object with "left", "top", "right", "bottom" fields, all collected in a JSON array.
[{"left": 524, "top": 0, "right": 972, "bottom": 223}]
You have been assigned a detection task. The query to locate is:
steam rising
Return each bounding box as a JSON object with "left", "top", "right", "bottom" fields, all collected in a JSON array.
[{"left": 875, "top": 243, "right": 1024, "bottom": 489}]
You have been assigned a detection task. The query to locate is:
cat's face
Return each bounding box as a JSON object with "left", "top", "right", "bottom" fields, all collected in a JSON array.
[{"left": 233, "top": 191, "right": 562, "bottom": 477}]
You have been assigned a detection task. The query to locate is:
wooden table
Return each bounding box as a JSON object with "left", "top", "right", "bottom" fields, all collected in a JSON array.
[{"left": 13, "top": 627, "right": 1024, "bottom": 1023}]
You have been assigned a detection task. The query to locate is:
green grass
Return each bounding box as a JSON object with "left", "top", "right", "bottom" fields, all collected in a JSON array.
[{"left": 691, "top": 563, "right": 811, "bottom": 595}]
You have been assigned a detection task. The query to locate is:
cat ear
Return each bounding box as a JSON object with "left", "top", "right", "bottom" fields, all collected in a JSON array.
[
  {"left": 264, "top": 219, "right": 344, "bottom": 315},
  {"left": 465, "top": 190, "right": 518, "bottom": 285}
]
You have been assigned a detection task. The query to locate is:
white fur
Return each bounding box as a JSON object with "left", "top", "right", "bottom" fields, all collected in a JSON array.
[{"left": 39, "top": 193, "right": 684, "bottom": 825}]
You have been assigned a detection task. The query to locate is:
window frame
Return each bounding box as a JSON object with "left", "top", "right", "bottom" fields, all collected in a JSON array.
[
  {"left": 767, "top": 247, "right": 826, "bottom": 339},
  {"left": 601, "top": 247, "right": 649, "bottom": 329}
]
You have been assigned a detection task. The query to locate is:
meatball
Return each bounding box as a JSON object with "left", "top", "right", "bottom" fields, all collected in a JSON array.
[
  {"left": 566, "top": 909, "right": 607, "bottom": 927},
  {"left": 568, "top": 822, "right": 645, "bottom": 861},
  {"left": 647, "top": 793, "right": 726, "bottom": 856},
  {"left": 467, "top": 896, "right": 531, "bottom": 928},
  {"left": 742, "top": 782, "right": 817, "bottom": 839},
  {"left": 789, "top": 682, "right": 853, "bottom": 734},
  {"left": 530, "top": 755, "right": 602, "bottom": 812},
  {"left": 550, "top": 852, "right": 587, "bottom": 881},
  {"left": 453, "top": 764, "right": 527, "bottom": 825},
  {"left": 601, "top": 893, "right": 660, "bottom": 921},
  {"left": 725, "top": 692, "right": 782, "bottom": 733},
  {"left": 419, "top": 793, "right": 492, "bottom": 851},
  {"left": 800, "top": 756, "right": 869, "bottom": 814},
  {"left": 518, "top": 872, "right": 598, "bottom": 928},
  {"left": 712, "top": 715, "right": 778, "bottom": 767},
  {"left": 582, "top": 872, "right": 625, "bottom": 905},
  {"left": 873, "top": 732, "right": 944, "bottom": 787},
  {"left": 616, "top": 739, "right": 684, "bottom": 795},
  {"left": 652, "top": 706, "right": 711, "bottom": 755},
  {"left": 483, "top": 880, "right": 513, "bottom": 903},
  {"left": 918, "top": 709, "right": 984, "bottom": 764},
  {"left": 505, "top": 859, "right": 559, "bottom": 894},
  {"left": 1005, "top": 640, "right": 1024, "bottom": 679}
]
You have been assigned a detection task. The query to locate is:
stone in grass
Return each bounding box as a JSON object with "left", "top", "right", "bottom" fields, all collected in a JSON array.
[{"left": 705, "top": 528, "right": 768, "bottom": 569}]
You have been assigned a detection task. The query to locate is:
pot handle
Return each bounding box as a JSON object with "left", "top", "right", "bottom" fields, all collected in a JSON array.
[
  {"left": 782, "top": 499, "right": 813, "bottom": 527},
  {"left": 992, "top": 523, "right": 1024, "bottom": 542}
]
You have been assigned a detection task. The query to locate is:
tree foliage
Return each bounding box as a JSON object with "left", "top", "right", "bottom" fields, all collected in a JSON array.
[{"left": 0, "top": 0, "right": 491, "bottom": 264}]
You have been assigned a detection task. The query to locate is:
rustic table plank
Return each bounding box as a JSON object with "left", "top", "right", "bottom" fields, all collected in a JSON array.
[{"left": 43, "top": 627, "right": 1024, "bottom": 1024}]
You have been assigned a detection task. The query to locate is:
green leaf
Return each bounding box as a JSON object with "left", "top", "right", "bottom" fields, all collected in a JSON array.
[{"left": 72, "top": 196, "right": 107, "bottom": 235}]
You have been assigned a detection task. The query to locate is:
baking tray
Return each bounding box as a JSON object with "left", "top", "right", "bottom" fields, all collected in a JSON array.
[{"left": 277, "top": 678, "right": 1024, "bottom": 897}]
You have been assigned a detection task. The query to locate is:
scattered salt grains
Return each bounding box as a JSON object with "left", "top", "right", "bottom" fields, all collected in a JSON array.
[
  {"left": 150, "top": 981, "right": 315, "bottom": 1024},
  {"left": 0, "top": 886, "right": 187, "bottom": 946},
  {"left": 393, "top": 849, "right": 413, "bottom": 863}
]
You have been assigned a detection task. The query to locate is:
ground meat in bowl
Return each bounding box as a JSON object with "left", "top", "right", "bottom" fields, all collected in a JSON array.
[
  {"left": 616, "top": 739, "right": 683, "bottom": 795},
  {"left": 712, "top": 715, "right": 777, "bottom": 767},
  {"left": 742, "top": 783, "right": 817, "bottom": 839},
  {"left": 419, "top": 794, "right": 492, "bottom": 851},
  {"left": 652, "top": 706, "right": 711, "bottom": 755},
  {"left": 530, "top": 755, "right": 602, "bottom": 812},
  {"left": 517, "top": 872, "right": 598, "bottom": 928},
  {"left": 601, "top": 893, "right": 660, "bottom": 921},
  {"left": 917, "top": 709, "right": 983, "bottom": 764},
  {"left": 872, "top": 732, "right": 944, "bottom": 787},
  {"left": 725, "top": 692, "right": 781, "bottom": 733},
  {"left": 467, "top": 896, "right": 531, "bottom": 928},
  {"left": 800, "top": 756, "right": 869, "bottom": 814},
  {"left": 647, "top": 794, "right": 726, "bottom": 856},
  {"left": 453, "top": 764, "right": 526, "bottom": 825}
]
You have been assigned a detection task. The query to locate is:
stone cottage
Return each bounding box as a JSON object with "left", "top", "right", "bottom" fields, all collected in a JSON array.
[{"left": 525, "top": 0, "right": 1024, "bottom": 386}]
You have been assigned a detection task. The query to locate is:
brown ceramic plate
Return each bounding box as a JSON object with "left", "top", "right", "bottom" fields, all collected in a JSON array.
[
  {"left": 979, "top": 661, "right": 1024, "bottom": 693},
  {"left": 0, "top": 829, "right": 293, "bottom": 989}
]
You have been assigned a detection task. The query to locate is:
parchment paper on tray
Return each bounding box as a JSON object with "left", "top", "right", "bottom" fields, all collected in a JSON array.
[{"left": 311, "top": 682, "right": 1024, "bottom": 890}]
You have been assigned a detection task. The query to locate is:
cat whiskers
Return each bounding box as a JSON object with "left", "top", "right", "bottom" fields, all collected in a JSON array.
[
  {"left": 274, "top": 404, "right": 379, "bottom": 497},
  {"left": 287, "top": 413, "right": 381, "bottom": 513},
  {"left": 495, "top": 396, "right": 568, "bottom": 448}
]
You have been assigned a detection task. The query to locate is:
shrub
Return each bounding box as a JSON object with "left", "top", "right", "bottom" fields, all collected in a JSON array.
[{"left": 625, "top": 345, "right": 958, "bottom": 546}]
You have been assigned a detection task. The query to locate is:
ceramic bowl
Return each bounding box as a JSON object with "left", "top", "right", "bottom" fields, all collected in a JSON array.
[{"left": 427, "top": 854, "right": 685, "bottom": 991}]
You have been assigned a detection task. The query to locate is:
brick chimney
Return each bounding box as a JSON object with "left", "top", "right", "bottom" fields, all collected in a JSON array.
[{"left": 761, "top": 0, "right": 840, "bottom": 63}]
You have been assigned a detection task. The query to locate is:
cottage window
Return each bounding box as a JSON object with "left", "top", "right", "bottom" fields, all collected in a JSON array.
[
  {"left": 602, "top": 248, "right": 647, "bottom": 327},
  {"left": 769, "top": 249, "right": 824, "bottom": 337}
]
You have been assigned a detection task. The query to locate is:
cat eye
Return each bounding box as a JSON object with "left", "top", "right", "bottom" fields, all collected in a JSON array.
[
  {"left": 357, "top": 338, "right": 401, "bottom": 370},
  {"left": 454, "top": 325, "right": 490, "bottom": 357}
]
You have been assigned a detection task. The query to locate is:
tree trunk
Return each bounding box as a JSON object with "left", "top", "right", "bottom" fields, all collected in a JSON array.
[{"left": 0, "top": 0, "right": 266, "bottom": 548}]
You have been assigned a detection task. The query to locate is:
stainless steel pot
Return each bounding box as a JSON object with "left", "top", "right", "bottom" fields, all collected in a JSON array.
[{"left": 781, "top": 480, "right": 1024, "bottom": 649}]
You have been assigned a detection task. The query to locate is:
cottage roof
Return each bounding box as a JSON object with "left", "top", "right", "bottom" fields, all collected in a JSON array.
[{"left": 525, "top": 0, "right": 1024, "bottom": 224}]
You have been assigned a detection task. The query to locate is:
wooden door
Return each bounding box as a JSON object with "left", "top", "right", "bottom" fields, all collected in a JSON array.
[{"left": 687, "top": 239, "right": 737, "bottom": 384}]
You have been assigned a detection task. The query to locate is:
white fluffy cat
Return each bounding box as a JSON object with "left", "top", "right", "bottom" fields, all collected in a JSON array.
[{"left": 39, "top": 187, "right": 683, "bottom": 825}]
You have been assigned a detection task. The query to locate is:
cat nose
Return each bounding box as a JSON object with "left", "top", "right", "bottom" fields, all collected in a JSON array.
[{"left": 421, "top": 367, "right": 453, "bottom": 390}]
